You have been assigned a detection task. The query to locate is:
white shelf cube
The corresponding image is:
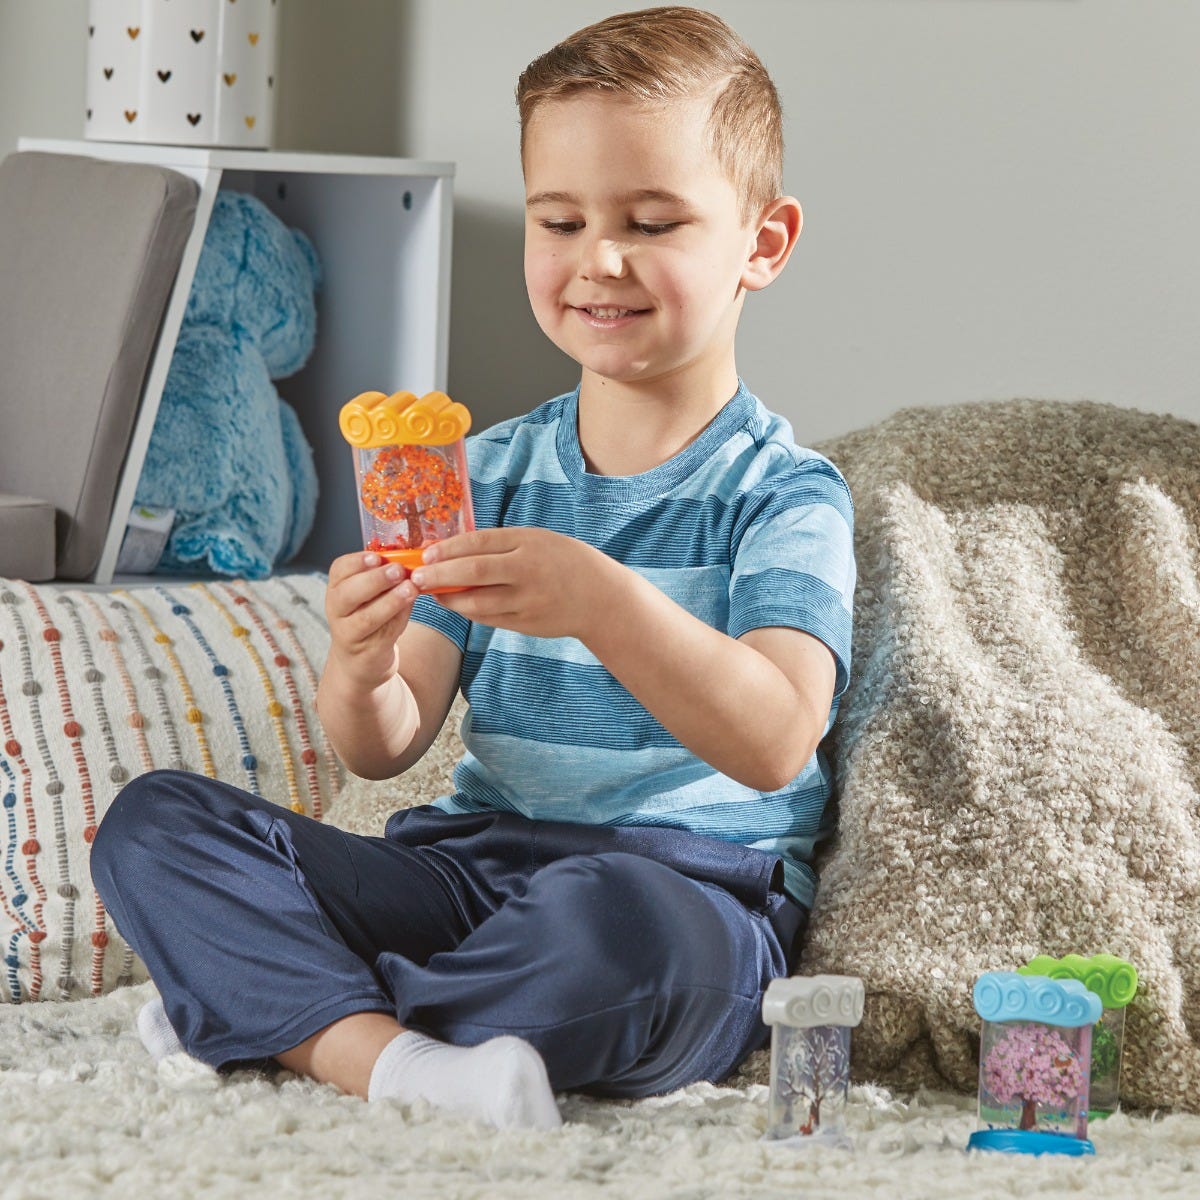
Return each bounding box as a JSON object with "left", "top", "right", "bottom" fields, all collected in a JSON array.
[{"left": 18, "top": 138, "right": 454, "bottom": 584}]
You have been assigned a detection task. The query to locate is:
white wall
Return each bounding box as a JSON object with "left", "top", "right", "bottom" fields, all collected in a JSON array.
[
  {"left": 400, "top": 0, "right": 1200, "bottom": 440},
  {"left": 0, "top": 2, "right": 87, "bottom": 158},
  {"left": 4, "top": 1, "right": 1198, "bottom": 443}
]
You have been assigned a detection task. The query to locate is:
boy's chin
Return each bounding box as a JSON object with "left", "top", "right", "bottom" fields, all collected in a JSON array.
[
  {"left": 577, "top": 343, "right": 660, "bottom": 377},
  {"left": 536, "top": 326, "right": 659, "bottom": 385},
  {"left": 578, "top": 359, "right": 659, "bottom": 387}
]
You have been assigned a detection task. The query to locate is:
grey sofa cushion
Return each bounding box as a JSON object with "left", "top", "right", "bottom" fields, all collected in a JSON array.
[
  {"left": 0, "top": 493, "right": 56, "bottom": 582},
  {"left": 0, "top": 151, "right": 197, "bottom": 580}
]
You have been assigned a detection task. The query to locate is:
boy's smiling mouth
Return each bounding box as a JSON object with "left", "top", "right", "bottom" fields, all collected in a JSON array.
[{"left": 573, "top": 304, "right": 650, "bottom": 327}]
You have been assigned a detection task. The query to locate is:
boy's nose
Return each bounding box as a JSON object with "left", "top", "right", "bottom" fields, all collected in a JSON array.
[{"left": 579, "top": 236, "right": 627, "bottom": 280}]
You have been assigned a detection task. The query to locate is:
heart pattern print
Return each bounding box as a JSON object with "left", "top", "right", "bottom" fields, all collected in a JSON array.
[{"left": 85, "top": 0, "right": 277, "bottom": 147}]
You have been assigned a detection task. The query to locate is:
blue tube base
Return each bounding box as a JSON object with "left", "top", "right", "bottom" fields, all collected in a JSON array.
[{"left": 968, "top": 1129, "right": 1095, "bottom": 1156}]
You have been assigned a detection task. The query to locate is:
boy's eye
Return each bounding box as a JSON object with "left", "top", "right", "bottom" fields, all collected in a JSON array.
[{"left": 537, "top": 219, "right": 681, "bottom": 237}]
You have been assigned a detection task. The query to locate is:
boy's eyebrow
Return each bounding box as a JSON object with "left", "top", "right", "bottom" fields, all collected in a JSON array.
[{"left": 525, "top": 188, "right": 697, "bottom": 211}]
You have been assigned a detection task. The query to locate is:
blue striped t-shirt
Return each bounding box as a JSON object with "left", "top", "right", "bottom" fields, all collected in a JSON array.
[{"left": 409, "top": 381, "right": 855, "bottom": 909}]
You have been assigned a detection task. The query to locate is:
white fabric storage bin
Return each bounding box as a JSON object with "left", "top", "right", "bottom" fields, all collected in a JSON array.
[{"left": 85, "top": 0, "right": 278, "bottom": 148}]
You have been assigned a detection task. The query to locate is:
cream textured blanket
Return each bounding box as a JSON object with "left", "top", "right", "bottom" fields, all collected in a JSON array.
[
  {"left": 802, "top": 399, "right": 1200, "bottom": 1111},
  {"left": 329, "top": 399, "right": 1200, "bottom": 1113}
]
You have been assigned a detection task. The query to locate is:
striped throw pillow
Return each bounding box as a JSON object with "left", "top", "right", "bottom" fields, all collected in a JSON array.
[{"left": 0, "top": 573, "right": 342, "bottom": 1002}]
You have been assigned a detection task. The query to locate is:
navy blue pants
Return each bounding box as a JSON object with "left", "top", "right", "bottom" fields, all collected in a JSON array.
[{"left": 90, "top": 769, "right": 806, "bottom": 1098}]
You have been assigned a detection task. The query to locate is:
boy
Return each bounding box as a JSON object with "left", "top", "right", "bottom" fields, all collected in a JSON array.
[{"left": 91, "top": 6, "right": 854, "bottom": 1133}]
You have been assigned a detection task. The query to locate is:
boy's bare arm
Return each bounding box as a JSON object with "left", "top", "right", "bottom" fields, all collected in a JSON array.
[
  {"left": 410, "top": 529, "right": 836, "bottom": 792},
  {"left": 318, "top": 552, "right": 462, "bottom": 780},
  {"left": 582, "top": 571, "right": 835, "bottom": 792}
]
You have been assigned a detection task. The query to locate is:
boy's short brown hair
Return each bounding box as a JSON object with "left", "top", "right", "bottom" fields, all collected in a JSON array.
[{"left": 516, "top": 6, "right": 784, "bottom": 222}]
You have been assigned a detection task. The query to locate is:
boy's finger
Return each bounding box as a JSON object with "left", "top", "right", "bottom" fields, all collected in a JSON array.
[
  {"left": 329, "top": 560, "right": 409, "bottom": 619},
  {"left": 327, "top": 552, "right": 368, "bottom": 587},
  {"left": 422, "top": 528, "right": 510, "bottom": 564},
  {"left": 433, "top": 584, "right": 514, "bottom": 619},
  {"left": 344, "top": 578, "right": 419, "bottom": 639},
  {"left": 410, "top": 554, "right": 502, "bottom": 593},
  {"left": 327, "top": 550, "right": 384, "bottom": 588}
]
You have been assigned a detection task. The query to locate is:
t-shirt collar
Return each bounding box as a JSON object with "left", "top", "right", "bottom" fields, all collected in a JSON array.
[{"left": 556, "top": 380, "right": 754, "bottom": 505}]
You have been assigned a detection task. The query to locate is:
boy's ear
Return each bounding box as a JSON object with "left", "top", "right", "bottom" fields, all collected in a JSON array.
[{"left": 741, "top": 196, "right": 802, "bottom": 292}]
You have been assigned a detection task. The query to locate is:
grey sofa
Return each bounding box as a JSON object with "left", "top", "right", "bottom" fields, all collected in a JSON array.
[{"left": 0, "top": 151, "right": 197, "bottom": 581}]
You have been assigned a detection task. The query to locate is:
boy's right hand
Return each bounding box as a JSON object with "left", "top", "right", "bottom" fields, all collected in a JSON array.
[{"left": 324, "top": 552, "right": 421, "bottom": 690}]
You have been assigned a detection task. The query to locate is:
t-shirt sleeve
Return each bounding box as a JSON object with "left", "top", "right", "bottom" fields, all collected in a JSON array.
[
  {"left": 408, "top": 593, "right": 470, "bottom": 651},
  {"left": 728, "top": 457, "right": 856, "bottom": 697}
]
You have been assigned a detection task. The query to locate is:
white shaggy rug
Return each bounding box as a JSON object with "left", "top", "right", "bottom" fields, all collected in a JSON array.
[{"left": 2, "top": 982, "right": 1198, "bottom": 1199}]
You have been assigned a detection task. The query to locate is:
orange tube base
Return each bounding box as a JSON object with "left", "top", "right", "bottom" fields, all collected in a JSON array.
[{"left": 371, "top": 544, "right": 469, "bottom": 595}]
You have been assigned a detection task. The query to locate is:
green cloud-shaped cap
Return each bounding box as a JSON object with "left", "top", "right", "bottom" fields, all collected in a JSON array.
[
  {"left": 1018, "top": 954, "right": 1138, "bottom": 1010},
  {"left": 974, "top": 971, "right": 1103, "bottom": 1027}
]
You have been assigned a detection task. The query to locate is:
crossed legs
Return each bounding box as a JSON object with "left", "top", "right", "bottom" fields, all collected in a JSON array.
[{"left": 91, "top": 770, "right": 784, "bottom": 1123}]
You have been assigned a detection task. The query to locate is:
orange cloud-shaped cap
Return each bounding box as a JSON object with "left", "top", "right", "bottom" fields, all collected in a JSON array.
[{"left": 339, "top": 390, "right": 472, "bottom": 448}]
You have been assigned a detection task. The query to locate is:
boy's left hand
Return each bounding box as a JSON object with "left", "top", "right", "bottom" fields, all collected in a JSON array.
[{"left": 409, "top": 528, "right": 610, "bottom": 640}]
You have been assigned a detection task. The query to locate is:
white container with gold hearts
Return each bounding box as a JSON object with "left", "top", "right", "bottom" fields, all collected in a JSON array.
[{"left": 85, "top": 0, "right": 278, "bottom": 148}]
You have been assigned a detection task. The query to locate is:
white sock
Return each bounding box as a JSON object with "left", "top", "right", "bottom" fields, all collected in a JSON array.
[
  {"left": 367, "top": 1030, "right": 562, "bottom": 1131},
  {"left": 137, "top": 996, "right": 188, "bottom": 1061}
]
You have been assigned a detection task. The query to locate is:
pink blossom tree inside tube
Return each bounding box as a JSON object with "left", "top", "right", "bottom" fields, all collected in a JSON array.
[{"left": 982, "top": 1022, "right": 1086, "bottom": 1131}]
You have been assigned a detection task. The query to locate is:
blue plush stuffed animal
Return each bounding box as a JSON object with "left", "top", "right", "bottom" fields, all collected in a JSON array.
[{"left": 134, "top": 190, "right": 321, "bottom": 578}]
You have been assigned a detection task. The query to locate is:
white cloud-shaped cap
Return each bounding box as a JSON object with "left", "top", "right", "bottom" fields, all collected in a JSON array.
[{"left": 762, "top": 975, "right": 865, "bottom": 1029}]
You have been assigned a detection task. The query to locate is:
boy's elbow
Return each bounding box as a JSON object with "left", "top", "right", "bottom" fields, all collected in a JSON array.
[
  {"left": 749, "top": 756, "right": 807, "bottom": 794},
  {"left": 748, "top": 731, "right": 822, "bottom": 792}
]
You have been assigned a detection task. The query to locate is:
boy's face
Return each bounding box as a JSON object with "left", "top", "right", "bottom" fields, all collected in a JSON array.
[{"left": 523, "top": 92, "right": 759, "bottom": 397}]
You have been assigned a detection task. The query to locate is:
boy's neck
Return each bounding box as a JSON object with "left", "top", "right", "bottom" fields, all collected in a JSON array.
[{"left": 576, "top": 364, "right": 741, "bottom": 477}]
